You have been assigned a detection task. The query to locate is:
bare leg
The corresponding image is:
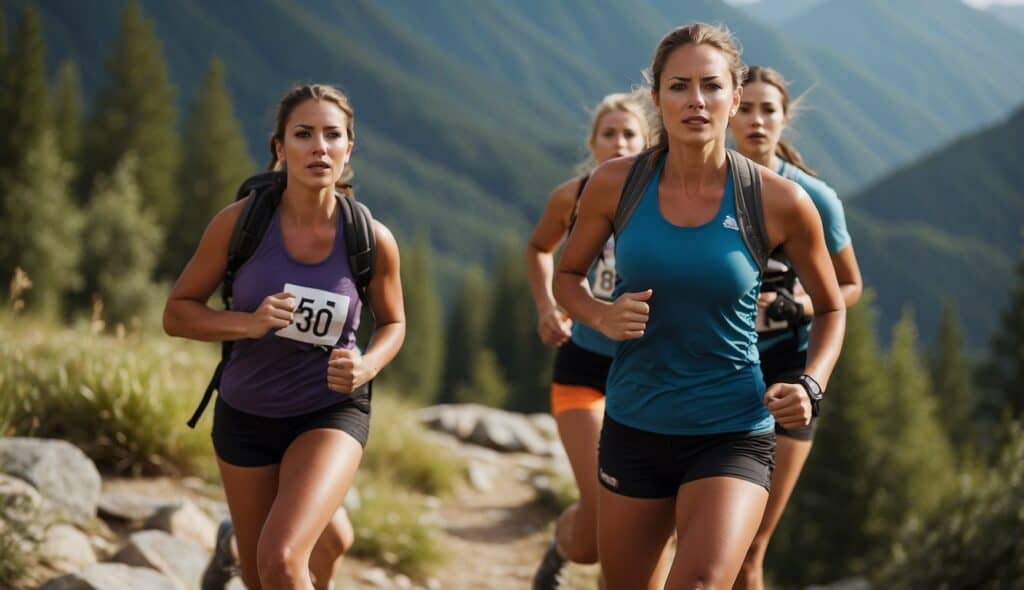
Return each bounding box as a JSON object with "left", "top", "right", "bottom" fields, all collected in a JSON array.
[
  {"left": 217, "top": 459, "right": 279, "bottom": 590},
  {"left": 664, "top": 477, "right": 768, "bottom": 590},
  {"left": 735, "top": 436, "right": 813, "bottom": 590},
  {"left": 597, "top": 486, "right": 675, "bottom": 590},
  {"left": 554, "top": 407, "right": 604, "bottom": 564},
  {"left": 256, "top": 429, "right": 363, "bottom": 590}
]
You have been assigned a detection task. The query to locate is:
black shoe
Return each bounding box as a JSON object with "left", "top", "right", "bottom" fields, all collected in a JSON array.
[
  {"left": 201, "top": 519, "right": 239, "bottom": 590},
  {"left": 532, "top": 540, "right": 566, "bottom": 590}
]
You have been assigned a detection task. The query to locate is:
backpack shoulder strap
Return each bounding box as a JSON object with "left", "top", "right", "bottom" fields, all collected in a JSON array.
[
  {"left": 613, "top": 148, "right": 664, "bottom": 238},
  {"left": 337, "top": 194, "right": 376, "bottom": 306},
  {"left": 727, "top": 149, "right": 770, "bottom": 274}
]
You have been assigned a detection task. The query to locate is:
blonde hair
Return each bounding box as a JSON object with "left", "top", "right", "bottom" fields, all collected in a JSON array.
[
  {"left": 646, "top": 23, "right": 746, "bottom": 151},
  {"left": 742, "top": 66, "right": 816, "bottom": 176},
  {"left": 268, "top": 84, "right": 356, "bottom": 196},
  {"left": 576, "top": 89, "right": 653, "bottom": 173}
]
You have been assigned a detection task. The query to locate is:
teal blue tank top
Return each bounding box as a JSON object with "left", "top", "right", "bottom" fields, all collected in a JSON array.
[
  {"left": 570, "top": 236, "right": 618, "bottom": 357},
  {"left": 605, "top": 158, "right": 774, "bottom": 435}
]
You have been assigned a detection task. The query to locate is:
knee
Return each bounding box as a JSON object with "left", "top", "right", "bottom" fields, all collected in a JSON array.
[
  {"left": 324, "top": 508, "right": 356, "bottom": 555},
  {"left": 560, "top": 541, "right": 598, "bottom": 565},
  {"left": 257, "top": 540, "right": 307, "bottom": 587}
]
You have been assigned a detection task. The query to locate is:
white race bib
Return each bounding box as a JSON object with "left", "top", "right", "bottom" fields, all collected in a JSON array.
[
  {"left": 591, "top": 239, "right": 617, "bottom": 299},
  {"left": 275, "top": 283, "right": 350, "bottom": 347}
]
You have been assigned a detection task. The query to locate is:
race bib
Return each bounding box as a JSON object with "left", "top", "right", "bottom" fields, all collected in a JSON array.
[
  {"left": 591, "top": 239, "right": 617, "bottom": 299},
  {"left": 275, "top": 283, "right": 350, "bottom": 347}
]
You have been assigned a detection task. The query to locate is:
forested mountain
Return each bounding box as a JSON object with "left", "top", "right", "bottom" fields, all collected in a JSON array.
[{"left": 847, "top": 106, "right": 1024, "bottom": 346}]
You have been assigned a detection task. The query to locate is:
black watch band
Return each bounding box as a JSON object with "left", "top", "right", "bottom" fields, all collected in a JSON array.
[{"left": 797, "top": 374, "right": 823, "bottom": 417}]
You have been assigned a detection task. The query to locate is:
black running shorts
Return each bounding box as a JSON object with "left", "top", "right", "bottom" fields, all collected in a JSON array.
[
  {"left": 597, "top": 414, "right": 776, "bottom": 498},
  {"left": 212, "top": 386, "right": 371, "bottom": 467},
  {"left": 552, "top": 339, "right": 612, "bottom": 393},
  {"left": 760, "top": 345, "right": 817, "bottom": 441}
]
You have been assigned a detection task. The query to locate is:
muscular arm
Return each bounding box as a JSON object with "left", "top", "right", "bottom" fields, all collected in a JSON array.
[
  {"left": 163, "top": 201, "right": 257, "bottom": 341},
  {"left": 763, "top": 175, "right": 846, "bottom": 391},
  {"left": 358, "top": 220, "right": 406, "bottom": 379},
  {"left": 525, "top": 178, "right": 579, "bottom": 315}
]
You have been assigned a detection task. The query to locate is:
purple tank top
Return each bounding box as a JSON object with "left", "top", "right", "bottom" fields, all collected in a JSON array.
[{"left": 220, "top": 206, "right": 363, "bottom": 417}]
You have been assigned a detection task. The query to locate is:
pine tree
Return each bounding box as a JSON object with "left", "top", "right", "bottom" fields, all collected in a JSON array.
[
  {"left": 52, "top": 59, "right": 83, "bottom": 169},
  {"left": 978, "top": 250, "right": 1024, "bottom": 421},
  {"left": 165, "top": 57, "right": 254, "bottom": 275},
  {"left": 440, "top": 266, "right": 495, "bottom": 404},
  {"left": 486, "top": 236, "right": 554, "bottom": 413},
  {"left": 78, "top": 0, "right": 181, "bottom": 229},
  {"left": 0, "top": 130, "right": 82, "bottom": 315},
  {"left": 81, "top": 153, "right": 163, "bottom": 328},
  {"left": 384, "top": 234, "right": 444, "bottom": 401},
  {"left": 0, "top": 0, "right": 9, "bottom": 127},
  {"left": 0, "top": 5, "right": 50, "bottom": 174},
  {"left": 929, "top": 300, "right": 974, "bottom": 449},
  {"left": 454, "top": 349, "right": 509, "bottom": 408}
]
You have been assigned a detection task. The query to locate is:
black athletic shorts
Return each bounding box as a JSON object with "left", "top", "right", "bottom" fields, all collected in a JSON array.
[
  {"left": 212, "top": 385, "right": 371, "bottom": 467},
  {"left": 552, "top": 339, "right": 613, "bottom": 393},
  {"left": 597, "top": 414, "right": 776, "bottom": 498},
  {"left": 760, "top": 344, "right": 817, "bottom": 441}
]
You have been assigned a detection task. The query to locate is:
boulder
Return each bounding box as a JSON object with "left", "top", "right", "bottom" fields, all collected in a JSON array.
[
  {"left": 112, "top": 529, "right": 209, "bottom": 590},
  {"left": 39, "top": 563, "right": 178, "bottom": 590},
  {"left": 144, "top": 500, "right": 218, "bottom": 552},
  {"left": 38, "top": 524, "right": 97, "bottom": 574},
  {"left": 0, "top": 438, "right": 101, "bottom": 525}
]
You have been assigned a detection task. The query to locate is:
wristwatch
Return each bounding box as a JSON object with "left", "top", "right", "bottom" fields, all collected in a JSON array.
[{"left": 796, "top": 374, "right": 823, "bottom": 417}]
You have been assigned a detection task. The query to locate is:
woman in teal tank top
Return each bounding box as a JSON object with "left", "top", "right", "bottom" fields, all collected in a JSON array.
[
  {"left": 729, "top": 66, "right": 863, "bottom": 590},
  {"left": 554, "top": 24, "right": 846, "bottom": 590}
]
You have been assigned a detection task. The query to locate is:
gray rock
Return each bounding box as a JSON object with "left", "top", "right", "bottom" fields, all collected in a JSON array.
[
  {"left": 527, "top": 413, "right": 559, "bottom": 441},
  {"left": 144, "top": 499, "right": 218, "bottom": 552},
  {"left": 113, "top": 529, "right": 209, "bottom": 590},
  {"left": 505, "top": 413, "right": 551, "bottom": 456},
  {"left": 467, "top": 460, "right": 495, "bottom": 492},
  {"left": 38, "top": 524, "right": 97, "bottom": 574},
  {"left": 97, "top": 491, "right": 173, "bottom": 522},
  {"left": 0, "top": 473, "right": 44, "bottom": 525},
  {"left": 468, "top": 412, "right": 522, "bottom": 452},
  {"left": 0, "top": 438, "right": 101, "bottom": 525},
  {"left": 39, "top": 563, "right": 179, "bottom": 590}
]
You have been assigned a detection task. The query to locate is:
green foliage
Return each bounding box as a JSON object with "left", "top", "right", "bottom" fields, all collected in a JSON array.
[
  {"left": 878, "top": 421, "right": 1024, "bottom": 588},
  {"left": 384, "top": 234, "right": 444, "bottom": 401},
  {"left": 0, "top": 313, "right": 218, "bottom": 478},
  {"left": 454, "top": 349, "right": 508, "bottom": 409},
  {"left": 486, "top": 237, "right": 553, "bottom": 413},
  {"left": 0, "top": 484, "right": 41, "bottom": 588},
  {"left": 348, "top": 479, "right": 445, "bottom": 578},
  {"left": 0, "top": 130, "right": 82, "bottom": 316},
  {"left": 165, "top": 57, "right": 254, "bottom": 276},
  {"left": 81, "top": 153, "right": 163, "bottom": 329},
  {"left": 0, "top": 4, "right": 49, "bottom": 171},
  {"left": 930, "top": 300, "right": 975, "bottom": 450},
  {"left": 78, "top": 0, "right": 181, "bottom": 229},
  {"left": 52, "top": 59, "right": 82, "bottom": 167},
  {"left": 978, "top": 251, "right": 1024, "bottom": 421},
  {"left": 440, "top": 266, "right": 492, "bottom": 404},
  {"left": 361, "top": 393, "right": 465, "bottom": 497}
]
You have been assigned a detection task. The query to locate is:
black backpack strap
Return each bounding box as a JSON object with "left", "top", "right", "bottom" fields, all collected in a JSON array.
[
  {"left": 187, "top": 172, "right": 284, "bottom": 429},
  {"left": 728, "top": 149, "right": 770, "bottom": 274},
  {"left": 338, "top": 194, "right": 376, "bottom": 307},
  {"left": 566, "top": 174, "right": 590, "bottom": 234},
  {"left": 613, "top": 148, "right": 664, "bottom": 238}
]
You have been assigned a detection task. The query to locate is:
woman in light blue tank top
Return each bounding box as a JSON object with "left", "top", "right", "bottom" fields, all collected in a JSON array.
[
  {"left": 165, "top": 85, "right": 406, "bottom": 590},
  {"left": 730, "top": 65, "right": 863, "bottom": 590},
  {"left": 554, "top": 25, "right": 847, "bottom": 590},
  {"left": 526, "top": 91, "right": 669, "bottom": 588}
]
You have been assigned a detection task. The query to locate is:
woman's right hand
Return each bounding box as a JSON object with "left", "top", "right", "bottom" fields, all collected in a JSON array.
[
  {"left": 246, "top": 292, "right": 296, "bottom": 339},
  {"left": 537, "top": 306, "right": 573, "bottom": 346},
  {"left": 597, "top": 289, "right": 652, "bottom": 341}
]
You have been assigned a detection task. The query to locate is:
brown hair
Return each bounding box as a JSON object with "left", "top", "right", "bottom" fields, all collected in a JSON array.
[
  {"left": 267, "top": 84, "right": 356, "bottom": 196},
  {"left": 576, "top": 89, "right": 653, "bottom": 173},
  {"left": 646, "top": 23, "right": 747, "bottom": 150},
  {"left": 743, "top": 66, "right": 816, "bottom": 176}
]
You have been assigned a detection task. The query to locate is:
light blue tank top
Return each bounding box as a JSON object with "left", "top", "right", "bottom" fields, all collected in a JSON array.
[{"left": 606, "top": 158, "right": 774, "bottom": 436}]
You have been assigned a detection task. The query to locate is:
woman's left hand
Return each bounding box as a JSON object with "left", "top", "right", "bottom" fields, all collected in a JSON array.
[
  {"left": 327, "top": 348, "right": 374, "bottom": 393},
  {"left": 764, "top": 382, "right": 812, "bottom": 429}
]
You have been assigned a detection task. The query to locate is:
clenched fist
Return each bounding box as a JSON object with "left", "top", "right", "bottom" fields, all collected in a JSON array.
[
  {"left": 327, "top": 347, "right": 373, "bottom": 394},
  {"left": 764, "top": 382, "right": 812, "bottom": 429},
  {"left": 246, "top": 292, "right": 295, "bottom": 339},
  {"left": 597, "top": 289, "right": 652, "bottom": 341}
]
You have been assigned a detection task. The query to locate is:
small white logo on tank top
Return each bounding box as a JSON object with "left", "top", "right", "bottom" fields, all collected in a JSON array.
[{"left": 723, "top": 215, "right": 739, "bottom": 231}]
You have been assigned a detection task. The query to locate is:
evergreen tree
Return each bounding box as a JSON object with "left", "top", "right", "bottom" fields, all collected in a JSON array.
[
  {"left": 385, "top": 234, "right": 444, "bottom": 401},
  {"left": 0, "top": 0, "right": 9, "bottom": 127},
  {"left": 78, "top": 0, "right": 181, "bottom": 230},
  {"left": 978, "top": 250, "right": 1024, "bottom": 421},
  {"left": 0, "top": 5, "right": 50, "bottom": 174},
  {"left": 929, "top": 300, "right": 974, "bottom": 449},
  {"left": 486, "top": 236, "right": 553, "bottom": 413},
  {"left": 81, "top": 153, "right": 163, "bottom": 328},
  {"left": 440, "top": 267, "right": 491, "bottom": 403},
  {"left": 52, "top": 59, "right": 83, "bottom": 169},
  {"left": 0, "top": 130, "right": 82, "bottom": 315},
  {"left": 454, "top": 349, "right": 509, "bottom": 408},
  {"left": 165, "top": 57, "right": 254, "bottom": 275}
]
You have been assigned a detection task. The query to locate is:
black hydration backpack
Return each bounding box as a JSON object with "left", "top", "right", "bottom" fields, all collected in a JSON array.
[
  {"left": 612, "top": 147, "right": 771, "bottom": 272},
  {"left": 186, "top": 171, "right": 376, "bottom": 428}
]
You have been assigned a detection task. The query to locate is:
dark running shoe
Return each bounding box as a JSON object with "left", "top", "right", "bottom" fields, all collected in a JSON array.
[
  {"left": 532, "top": 539, "right": 566, "bottom": 590},
  {"left": 201, "top": 519, "right": 239, "bottom": 590}
]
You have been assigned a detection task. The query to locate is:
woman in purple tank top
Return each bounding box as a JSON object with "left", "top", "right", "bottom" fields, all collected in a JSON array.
[{"left": 164, "top": 84, "right": 405, "bottom": 590}]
